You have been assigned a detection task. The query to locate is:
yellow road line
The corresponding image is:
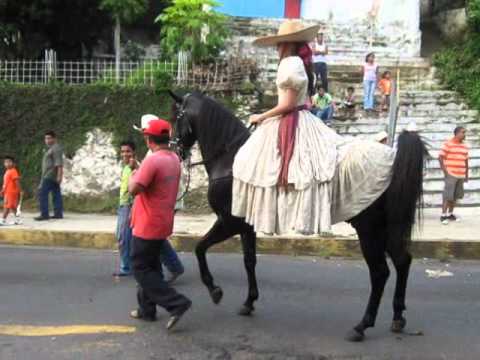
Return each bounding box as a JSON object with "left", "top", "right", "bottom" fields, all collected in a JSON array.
[{"left": 0, "top": 325, "right": 136, "bottom": 337}]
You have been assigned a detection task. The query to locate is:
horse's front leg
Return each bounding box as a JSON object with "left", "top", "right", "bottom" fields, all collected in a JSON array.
[
  {"left": 195, "top": 219, "right": 236, "bottom": 305},
  {"left": 238, "top": 228, "right": 258, "bottom": 316}
]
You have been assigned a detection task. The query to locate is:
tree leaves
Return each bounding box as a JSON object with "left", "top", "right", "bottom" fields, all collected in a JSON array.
[
  {"left": 157, "top": 0, "right": 230, "bottom": 63},
  {"left": 99, "top": 0, "right": 148, "bottom": 23}
]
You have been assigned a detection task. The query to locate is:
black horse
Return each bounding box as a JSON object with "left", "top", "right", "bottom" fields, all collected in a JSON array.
[{"left": 170, "top": 91, "right": 428, "bottom": 342}]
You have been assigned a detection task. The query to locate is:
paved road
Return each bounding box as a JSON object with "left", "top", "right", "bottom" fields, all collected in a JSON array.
[{"left": 0, "top": 246, "right": 479, "bottom": 360}]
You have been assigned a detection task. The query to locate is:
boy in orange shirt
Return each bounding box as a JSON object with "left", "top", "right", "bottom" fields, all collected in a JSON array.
[
  {"left": 378, "top": 71, "right": 392, "bottom": 111},
  {"left": 1, "top": 156, "right": 22, "bottom": 225}
]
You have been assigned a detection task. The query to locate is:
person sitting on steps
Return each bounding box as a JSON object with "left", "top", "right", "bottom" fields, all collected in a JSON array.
[{"left": 312, "top": 86, "right": 335, "bottom": 126}]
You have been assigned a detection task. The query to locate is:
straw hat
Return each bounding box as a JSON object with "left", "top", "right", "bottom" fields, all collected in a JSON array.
[{"left": 253, "top": 20, "right": 321, "bottom": 47}]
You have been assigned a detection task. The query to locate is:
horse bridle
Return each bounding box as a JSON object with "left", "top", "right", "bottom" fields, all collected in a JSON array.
[
  {"left": 171, "top": 94, "right": 256, "bottom": 202},
  {"left": 170, "top": 93, "right": 194, "bottom": 203}
]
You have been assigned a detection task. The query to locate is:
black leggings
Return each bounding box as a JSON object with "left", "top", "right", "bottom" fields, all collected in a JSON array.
[{"left": 314, "top": 62, "right": 328, "bottom": 92}]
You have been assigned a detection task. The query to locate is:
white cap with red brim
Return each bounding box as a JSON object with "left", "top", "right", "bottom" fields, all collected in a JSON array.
[{"left": 133, "top": 114, "right": 159, "bottom": 132}]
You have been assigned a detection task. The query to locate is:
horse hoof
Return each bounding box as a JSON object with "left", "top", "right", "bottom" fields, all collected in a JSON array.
[
  {"left": 210, "top": 287, "right": 223, "bottom": 305},
  {"left": 391, "top": 318, "right": 407, "bottom": 333},
  {"left": 345, "top": 328, "right": 365, "bottom": 342},
  {"left": 238, "top": 305, "right": 254, "bottom": 316}
]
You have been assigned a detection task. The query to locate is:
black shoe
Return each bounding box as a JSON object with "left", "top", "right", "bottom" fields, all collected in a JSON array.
[
  {"left": 440, "top": 216, "right": 449, "bottom": 225},
  {"left": 130, "top": 309, "right": 156, "bottom": 322},
  {"left": 167, "top": 300, "right": 192, "bottom": 330},
  {"left": 51, "top": 215, "right": 63, "bottom": 219},
  {"left": 447, "top": 214, "right": 458, "bottom": 222},
  {"left": 34, "top": 216, "right": 50, "bottom": 221},
  {"left": 112, "top": 272, "right": 131, "bottom": 277}
]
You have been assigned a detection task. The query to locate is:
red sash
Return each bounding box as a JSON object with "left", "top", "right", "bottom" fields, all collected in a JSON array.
[{"left": 278, "top": 105, "right": 308, "bottom": 187}]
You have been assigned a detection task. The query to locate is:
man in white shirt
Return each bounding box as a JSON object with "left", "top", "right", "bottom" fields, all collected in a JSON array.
[{"left": 312, "top": 31, "right": 329, "bottom": 92}]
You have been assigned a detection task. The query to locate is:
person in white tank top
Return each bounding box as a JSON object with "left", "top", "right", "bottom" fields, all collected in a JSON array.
[{"left": 312, "top": 31, "right": 329, "bottom": 92}]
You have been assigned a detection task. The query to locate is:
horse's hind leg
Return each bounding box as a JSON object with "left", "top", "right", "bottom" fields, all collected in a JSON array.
[
  {"left": 388, "top": 249, "right": 412, "bottom": 333},
  {"left": 195, "top": 218, "right": 237, "bottom": 305},
  {"left": 346, "top": 223, "right": 389, "bottom": 342},
  {"left": 238, "top": 227, "right": 258, "bottom": 316}
]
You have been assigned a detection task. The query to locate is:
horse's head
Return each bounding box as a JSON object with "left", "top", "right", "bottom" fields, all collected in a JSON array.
[{"left": 169, "top": 90, "right": 199, "bottom": 161}]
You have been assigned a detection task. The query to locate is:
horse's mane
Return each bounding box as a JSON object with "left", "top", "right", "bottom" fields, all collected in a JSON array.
[{"left": 192, "top": 92, "right": 250, "bottom": 159}]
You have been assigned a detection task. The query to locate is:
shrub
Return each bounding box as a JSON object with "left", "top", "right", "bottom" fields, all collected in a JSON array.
[
  {"left": 125, "top": 62, "right": 175, "bottom": 91},
  {"left": 433, "top": 0, "right": 480, "bottom": 113},
  {"left": 0, "top": 83, "right": 173, "bottom": 198}
]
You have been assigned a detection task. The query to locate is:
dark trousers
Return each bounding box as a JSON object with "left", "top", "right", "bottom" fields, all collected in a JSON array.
[
  {"left": 314, "top": 61, "right": 328, "bottom": 92},
  {"left": 131, "top": 236, "right": 191, "bottom": 317},
  {"left": 39, "top": 178, "right": 63, "bottom": 218}
]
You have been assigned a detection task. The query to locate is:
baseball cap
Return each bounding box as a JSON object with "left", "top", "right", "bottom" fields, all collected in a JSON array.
[
  {"left": 143, "top": 119, "right": 172, "bottom": 137},
  {"left": 133, "top": 114, "right": 159, "bottom": 131},
  {"left": 373, "top": 131, "right": 388, "bottom": 142},
  {"left": 406, "top": 121, "right": 418, "bottom": 132}
]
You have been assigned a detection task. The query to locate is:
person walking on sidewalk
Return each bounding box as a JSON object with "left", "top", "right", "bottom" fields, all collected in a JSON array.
[
  {"left": 439, "top": 126, "right": 469, "bottom": 225},
  {"left": 362, "top": 52, "right": 378, "bottom": 112},
  {"left": 128, "top": 119, "right": 191, "bottom": 329},
  {"left": 1, "top": 156, "right": 22, "bottom": 225},
  {"left": 35, "top": 131, "right": 64, "bottom": 221}
]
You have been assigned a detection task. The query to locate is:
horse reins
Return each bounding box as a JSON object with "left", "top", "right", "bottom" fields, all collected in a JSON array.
[{"left": 174, "top": 123, "right": 256, "bottom": 203}]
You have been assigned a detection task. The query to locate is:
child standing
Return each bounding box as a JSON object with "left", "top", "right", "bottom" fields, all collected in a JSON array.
[
  {"left": 1, "top": 156, "right": 22, "bottom": 225},
  {"left": 378, "top": 71, "right": 392, "bottom": 111}
]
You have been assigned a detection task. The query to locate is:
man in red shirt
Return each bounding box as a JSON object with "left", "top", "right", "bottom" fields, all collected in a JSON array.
[{"left": 128, "top": 119, "right": 191, "bottom": 330}]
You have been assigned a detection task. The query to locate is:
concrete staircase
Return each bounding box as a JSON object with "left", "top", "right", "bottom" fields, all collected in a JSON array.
[
  {"left": 333, "top": 91, "right": 480, "bottom": 207},
  {"left": 228, "top": 17, "right": 421, "bottom": 60}
]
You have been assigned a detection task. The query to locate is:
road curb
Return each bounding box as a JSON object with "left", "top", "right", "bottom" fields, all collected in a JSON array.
[{"left": 1, "top": 228, "right": 480, "bottom": 260}]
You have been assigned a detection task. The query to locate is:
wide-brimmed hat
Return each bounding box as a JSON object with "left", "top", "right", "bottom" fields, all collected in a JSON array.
[{"left": 253, "top": 20, "right": 321, "bottom": 47}]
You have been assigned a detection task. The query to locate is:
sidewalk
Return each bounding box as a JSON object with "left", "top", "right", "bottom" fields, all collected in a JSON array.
[{"left": 0, "top": 208, "right": 479, "bottom": 259}]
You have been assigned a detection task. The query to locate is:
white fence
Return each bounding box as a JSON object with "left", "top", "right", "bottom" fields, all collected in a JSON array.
[{"left": 0, "top": 58, "right": 258, "bottom": 90}]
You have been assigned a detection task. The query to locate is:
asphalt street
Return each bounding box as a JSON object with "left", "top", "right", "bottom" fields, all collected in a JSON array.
[{"left": 0, "top": 245, "right": 479, "bottom": 360}]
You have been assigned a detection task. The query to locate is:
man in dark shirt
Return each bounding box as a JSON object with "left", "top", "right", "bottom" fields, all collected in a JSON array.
[{"left": 35, "top": 130, "right": 64, "bottom": 221}]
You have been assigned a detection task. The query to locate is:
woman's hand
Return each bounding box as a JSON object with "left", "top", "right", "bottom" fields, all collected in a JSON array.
[{"left": 249, "top": 114, "right": 264, "bottom": 125}]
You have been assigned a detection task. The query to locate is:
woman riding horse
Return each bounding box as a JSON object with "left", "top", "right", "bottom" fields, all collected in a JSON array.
[{"left": 170, "top": 20, "right": 428, "bottom": 342}]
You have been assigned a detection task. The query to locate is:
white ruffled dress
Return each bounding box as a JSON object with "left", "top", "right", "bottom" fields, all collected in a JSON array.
[{"left": 232, "top": 56, "right": 395, "bottom": 235}]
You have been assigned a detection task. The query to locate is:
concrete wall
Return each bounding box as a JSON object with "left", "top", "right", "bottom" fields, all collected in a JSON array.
[
  {"left": 301, "top": 0, "right": 420, "bottom": 31},
  {"left": 432, "top": 7, "right": 468, "bottom": 41}
]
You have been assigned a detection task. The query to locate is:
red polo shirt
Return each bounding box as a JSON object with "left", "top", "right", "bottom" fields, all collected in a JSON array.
[{"left": 130, "top": 150, "right": 181, "bottom": 240}]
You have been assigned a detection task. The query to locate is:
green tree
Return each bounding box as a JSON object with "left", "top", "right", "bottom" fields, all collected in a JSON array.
[
  {"left": 156, "top": 0, "right": 229, "bottom": 63},
  {"left": 0, "top": 0, "right": 110, "bottom": 60},
  {"left": 99, "top": 0, "right": 148, "bottom": 81},
  {"left": 467, "top": 0, "right": 480, "bottom": 31}
]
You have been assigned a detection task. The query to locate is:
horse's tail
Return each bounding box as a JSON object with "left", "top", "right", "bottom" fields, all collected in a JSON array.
[{"left": 385, "top": 130, "right": 429, "bottom": 256}]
